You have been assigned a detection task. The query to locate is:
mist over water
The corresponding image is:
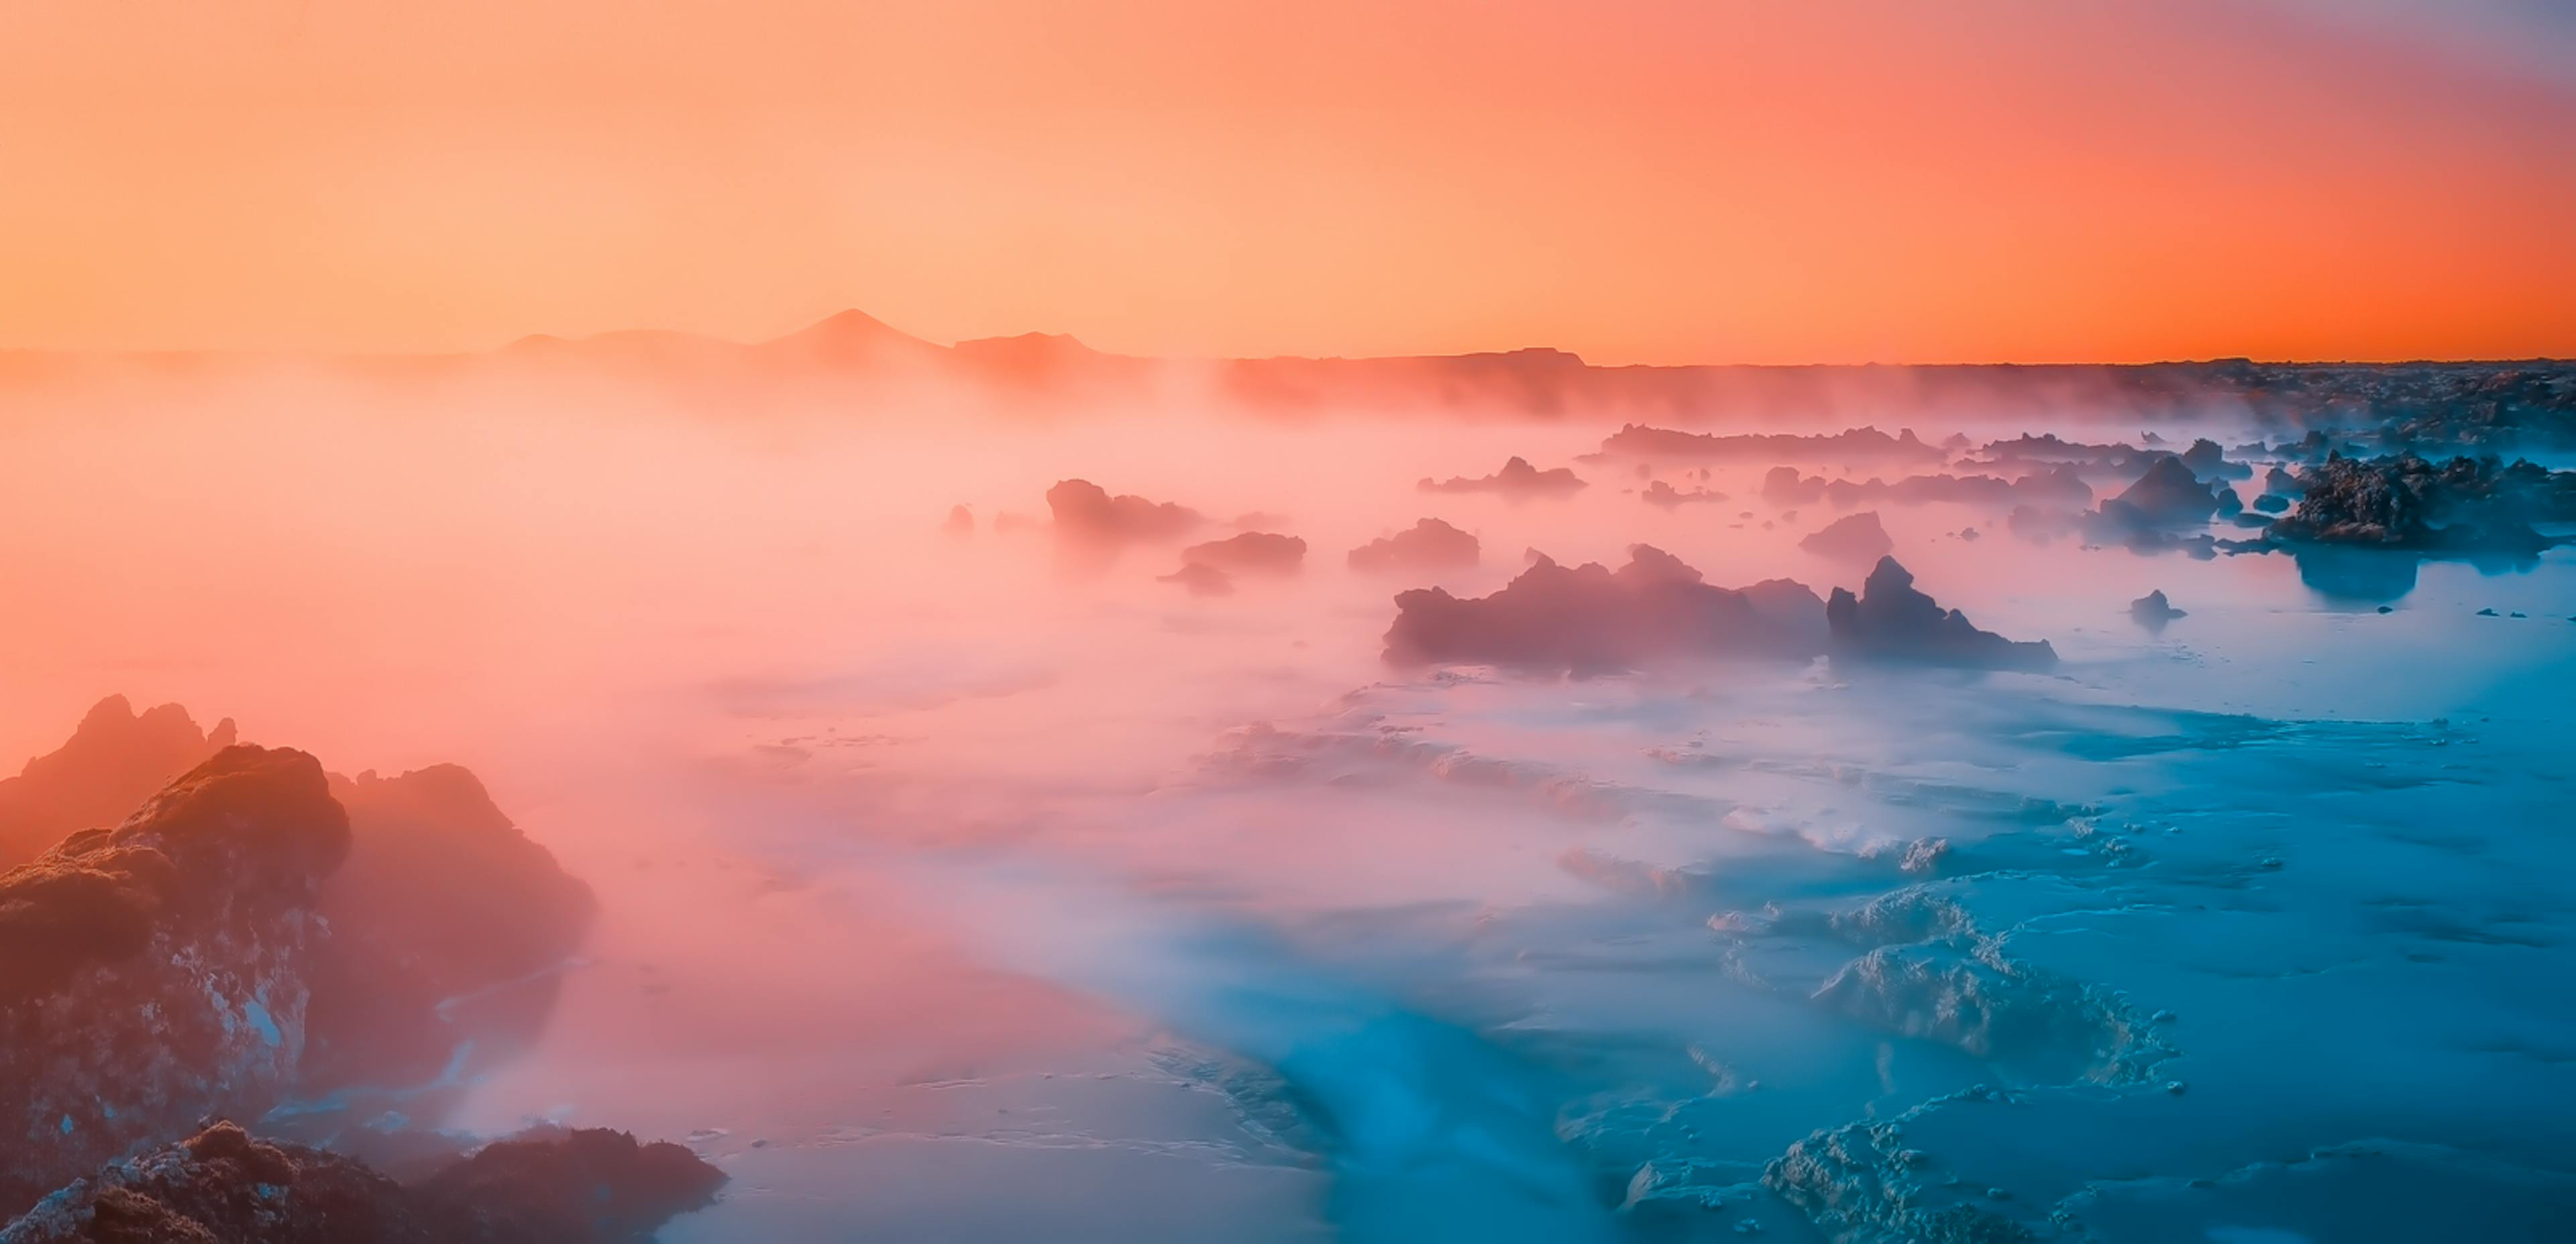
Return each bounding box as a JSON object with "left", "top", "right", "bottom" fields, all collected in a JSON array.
[{"left": 4, "top": 371, "right": 2573, "bottom": 1241}]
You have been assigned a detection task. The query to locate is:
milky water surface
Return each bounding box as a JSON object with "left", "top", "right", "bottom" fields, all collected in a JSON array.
[{"left": 3, "top": 376, "right": 2571, "bottom": 1240}]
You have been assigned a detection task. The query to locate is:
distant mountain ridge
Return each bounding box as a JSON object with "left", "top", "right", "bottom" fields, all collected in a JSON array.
[{"left": 4, "top": 312, "right": 2569, "bottom": 429}]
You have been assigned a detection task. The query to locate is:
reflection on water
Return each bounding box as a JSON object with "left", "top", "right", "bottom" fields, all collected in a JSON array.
[{"left": 3, "top": 375, "right": 2573, "bottom": 1241}]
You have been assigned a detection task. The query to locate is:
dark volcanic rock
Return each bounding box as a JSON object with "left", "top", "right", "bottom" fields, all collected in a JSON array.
[
  {"left": 1800, "top": 512, "right": 1896, "bottom": 563},
  {"left": 1346, "top": 519, "right": 1481, "bottom": 573},
  {"left": 1178, "top": 531, "right": 1306, "bottom": 575},
  {"left": 1383, "top": 545, "right": 1825, "bottom": 675},
  {"left": 299, "top": 767, "right": 596, "bottom": 1097},
  {"left": 2265, "top": 453, "right": 2570, "bottom": 553},
  {"left": 0, "top": 697, "right": 235, "bottom": 869},
  {"left": 1825, "top": 558, "right": 2057, "bottom": 671},
  {"left": 2100, "top": 456, "right": 2221, "bottom": 527},
  {"left": 1417, "top": 456, "right": 1586, "bottom": 498},
  {"left": 2129, "top": 590, "right": 2186, "bottom": 629},
  {"left": 1044, "top": 479, "right": 1203, "bottom": 544},
  {"left": 0, "top": 747, "right": 350, "bottom": 1212},
  {"left": 2180, "top": 437, "right": 2251, "bottom": 479},
  {"left": 0, "top": 1121, "right": 724, "bottom": 1243}
]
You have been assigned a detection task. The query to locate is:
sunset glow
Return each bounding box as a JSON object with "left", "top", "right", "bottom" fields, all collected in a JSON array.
[{"left": 4, "top": 0, "right": 2570, "bottom": 362}]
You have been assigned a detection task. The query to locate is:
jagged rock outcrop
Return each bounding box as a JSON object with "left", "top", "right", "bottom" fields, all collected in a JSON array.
[
  {"left": 1800, "top": 512, "right": 1895, "bottom": 563},
  {"left": 0, "top": 703, "right": 599, "bottom": 1170},
  {"left": 0, "top": 1121, "right": 723, "bottom": 1243},
  {"left": 1383, "top": 545, "right": 1825, "bottom": 674},
  {"left": 2264, "top": 453, "right": 2571, "bottom": 553},
  {"left": 1044, "top": 479, "right": 1203, "bottom": 544},
  {"left": 300, "top": 767, "right": 596, "bottom": 1097},
  {"left": 0, "top": 698, "right": 235, "bottom": 869},
  {"left": 1416, "top": 456, "right": 1586, "bottom": 498},
  {"left": 0, "top": 748, "right": 349, "bottom": 1212},
  {"left": 2097, "top": 456, "right": 2221, "bottom": 527},
  {"left": 1764, "top": 1092, "right": 2046, "bottom": 1244},
  {"left": 1825, "top": 559, "right": 2057, "bottom": 671},
  {"left": 1347, "top": 518, "right": 1480, "bottom": 573},
  {"left": 2179, "top": 437, "right": 2250, "bottom": 479}
]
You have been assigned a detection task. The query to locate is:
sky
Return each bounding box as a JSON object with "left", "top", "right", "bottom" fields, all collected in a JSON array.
[{"left": 1, "top": 0, "right": 2570, "bottom": 364}]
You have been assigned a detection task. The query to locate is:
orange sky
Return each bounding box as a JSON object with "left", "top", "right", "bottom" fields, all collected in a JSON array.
[{"left": 2, "top": 0, "right": 2569, "bottom": 364}]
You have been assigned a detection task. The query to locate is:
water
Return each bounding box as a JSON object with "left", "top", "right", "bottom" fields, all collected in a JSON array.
[{"left": 3, "top": 369, "right": 2571, "bottom": 1240}]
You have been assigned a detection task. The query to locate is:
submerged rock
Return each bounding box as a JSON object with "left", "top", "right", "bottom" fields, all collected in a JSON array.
[
  {"left": 1383, "top": 545, "right": 1825, "bottom": 675},
  {"left": 0, "top": 1121, "right": 723, "bottom": 1243},
  {"left": 0, "top": 746, "right": 350, "bottom": 1210},
  {"left": 1825, "top": 559, "right": 2057, "bottom": 671}
]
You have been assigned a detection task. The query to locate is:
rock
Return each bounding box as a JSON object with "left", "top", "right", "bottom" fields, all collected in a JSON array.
[
  {"left": 0, "top": 697, "right": 236, "bottom": 868},
  {"left": 2265, "top": 453, "right": 2568, "bottom": 553},
  {"left": 0, "top": 1121, "right": 724, "bottom": 1243},
  {"left": 2180, "top": 437, "right": 2251, "bottom": 479},
  {"left": 941, "top": 504, "right": 973, "bottom": 534},
  {"left": 1044, "top": 479, "right": 1203, "bottom": 545},
  {"left": 1825, "top": 558, "right": 2057, "bottom": 671},
  {"left": 1178, "top": 532, "right": 1305, "bottom": 575},
  {"left": 1799, "top": 512, "right": 1895, "bottom": 563},
  {"left": 1383, "top": 545, "right": 1827, "bottom": 675},
  {"left": 1158, "top": 563, "right": 1235, "bottom": 597},
  {"left": 0, "top": 747, "right": 349, "bottom": 1211},
  {"left": 2129, "top": 590, "right": 2186, "bottom": 629},
  {"left": 2100, "top": 457, "right": 2221, "bottom": 527},
  {"left": 1346, "top": 519, "right": 1480, "bottom": 573},
  {"left": 1417, "top": 456, "right": 1586, "bottom": 498},
  {"left": 1640, "top": 480, "right": 1727, "bottom": 508},
  {"left": 299, "top": 767, "right": 596, "bottom": 1098}
]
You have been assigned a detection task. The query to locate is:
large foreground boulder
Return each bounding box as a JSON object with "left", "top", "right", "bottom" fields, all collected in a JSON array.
[
  {"left": 1, "top": 1122, "right": 723, "bottom": 1243},
  {"left": 0, "top": 748, "right": 349, "bottom": 1211}
]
